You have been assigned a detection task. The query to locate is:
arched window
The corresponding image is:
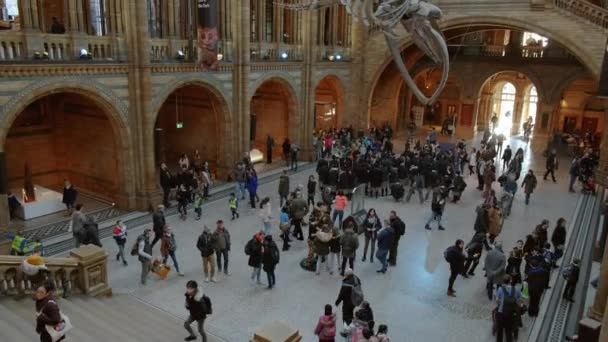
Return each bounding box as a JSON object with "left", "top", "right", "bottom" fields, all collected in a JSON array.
[
  {"left": 492, "top": 82, "right": 516, "bottom": 136},
  {"left": 524, "top": 86, "right": 538, "bottom": 124},
  {"left": 522, "top": 32, "right": 548, "bottom": 47}
]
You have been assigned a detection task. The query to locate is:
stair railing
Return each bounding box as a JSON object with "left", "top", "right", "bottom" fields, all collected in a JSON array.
[{"left": 553, "top": 0, "right": 608, "bottom": 29}]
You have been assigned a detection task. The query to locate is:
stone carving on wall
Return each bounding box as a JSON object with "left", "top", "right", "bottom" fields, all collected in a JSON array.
[{"left": 276, "top": 0, "right": 450, "bottom": 105}]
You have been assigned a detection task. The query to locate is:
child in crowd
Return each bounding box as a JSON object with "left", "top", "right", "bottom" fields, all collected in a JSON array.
[{"left": 229, "top": 193, "right": 239, "bottom": 220}]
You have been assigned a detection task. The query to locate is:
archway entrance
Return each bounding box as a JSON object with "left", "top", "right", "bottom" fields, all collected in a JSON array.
[
  {"left": 4, "top": 92, "right": 124, "bottom": 219},
  {"left": 477, "top": 71, "right": 537, "bottom": 137},
  {"left": 314, "top": 76, "right": 344, "bottom": 130},
  {"left": 250, "top": 79, "right": 295, "bottom": 159},
  {"left": 154, "top": 84, "right": 225, "bottom": 174}
]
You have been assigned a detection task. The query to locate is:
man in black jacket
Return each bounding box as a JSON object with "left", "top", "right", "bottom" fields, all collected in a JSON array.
[
  {"left": 151, "top": 205, "right": 166, "bottom": 247},
  {"left": 563, "top": 259, "right": 580, "bottom": 302},
  {"left": 184, "top": 280, "right": 211, "bottom": 342},
  {"left": 197, "top": 226, "right": 217, "bottom": 282},
  {"left": 387, "top": 211, "right": 406, "bottom": 266},
  {"left": 446, "top": 239, "right": 466, "bottom": 297},
  {"left": 526, "top": 256, "right": 548, "bottom": 316},
  {"left": 543, "top": 150, "right": 558, "bottom": 182},
  {"left": 160, "top": 163, "right": 173, "bottom": 207}
]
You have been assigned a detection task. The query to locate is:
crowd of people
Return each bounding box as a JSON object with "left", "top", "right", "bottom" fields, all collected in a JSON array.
[{"left": 30, "top": 121, "right": 599, "bottom": 342}]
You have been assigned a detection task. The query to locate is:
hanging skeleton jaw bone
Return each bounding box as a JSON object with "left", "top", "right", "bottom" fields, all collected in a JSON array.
[{"left": 275, "top": 0, "right": 450, "bottom": 106}]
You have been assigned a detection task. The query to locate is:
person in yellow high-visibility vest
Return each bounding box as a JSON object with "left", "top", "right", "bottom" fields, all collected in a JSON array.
[{"left": 7, "top": 231, "right": 41, "bottom": 256}]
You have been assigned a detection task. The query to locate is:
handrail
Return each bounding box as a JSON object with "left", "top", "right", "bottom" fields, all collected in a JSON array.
[{"left": 553, "top": 0, "right": 608, "bottom": 30}]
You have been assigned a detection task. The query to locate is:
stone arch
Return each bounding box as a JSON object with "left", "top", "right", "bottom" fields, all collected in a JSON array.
[
  {"left": 248, "top": 72, "right": 301, "bottom": 103},
  {"left": 313, "top": 74, "right": 345, "bottom": 130},
  {"left": 473, "top": 67, "right": 545, "bottom": 104},
  {"left": 152, "top": 79, "right": 235, "bottom": 175},
  {"left": 0, "top": 83, "right": 136, "bottom": 207},
  {"left": 249, "top": 76, "right": 301, "bottom": 148}
]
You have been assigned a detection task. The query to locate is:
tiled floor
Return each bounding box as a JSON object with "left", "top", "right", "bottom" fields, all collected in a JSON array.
[{"left": 99, "top": 133, "right": 582, "bottom": 342}]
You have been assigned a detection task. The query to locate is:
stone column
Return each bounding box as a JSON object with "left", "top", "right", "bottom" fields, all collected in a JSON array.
[
  {"left": 232, "top": 0, "right": 251, "bottom": 166},
  {"left": 476, "top": 92, "right": 493, "bottom": 132},
  {"left": 0, "top": 152, "right": 9, "bottom": 228},
  {"left": 348, "top": 20, "right": 367, "bottom": 129},
  {"left": 535, "top": 102, "right": 557, "bottom": 134},
  {"left": 29, "top": 0, "right": 39, "bottom": 30},
  {"left": 300, "top": 9, "right": 318, "bottom": 160},
  {"left": 511, "top": 93, "right": 524, "bottom": 135},
  {"left": 70, "top": 245, "right": 111, "bottom": 296},
  {"left": 67, "top": 0, "right": 78, "bottom": 32},
  {"left": 595, "top": 108, "right": 608, "bottom": 186},
  {"left": 76, "top": 0, "right": 85, "bottom": 34},
  {"left": 124, "top": 0, "right": 159, "bottom": 209}
]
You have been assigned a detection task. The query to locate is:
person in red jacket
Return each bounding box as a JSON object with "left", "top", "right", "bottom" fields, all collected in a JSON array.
[{"left": 314, "top": 304, "right": 337, "bottom": 342}]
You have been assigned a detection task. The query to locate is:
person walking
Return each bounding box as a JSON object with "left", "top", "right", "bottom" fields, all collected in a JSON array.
[
  {"left": 314, "top": 304, "right": 337, "bottom": 342},
  {"left": 280, "top": 207, "right": 291, "bottom": 251},
  {"left": 362, "top": 208, "right": 382, "bottom": 263},
  {"left": 35, "top": 280, "right": 66, "bottom": 342},
  {"left": 340, "top": 223, "right": 359, "bottom": 276},
  {"left": 290, "top": 142, "right": 300, "bottom": 171},
  {"left": 151, "top": 205, "right": 166, "bottom": 247},
  {"left": 213, "top": 220, "right": 231, "bottom": 277},
  {"left": 562, "top": 258, "right": 580, "bottom": 302},
  {"left": 406, "top": 168, "right": 425, "bottom": 204},
  {"left": 502, "top": 145, "right": 512, "bottom": 170},
  {"left": 308, "top": 175, "right": 317, "bottom": 207},
  {"left": 425, "top": 187, "right": 447, "bottom": 231},
  {"left": 521, "top": 170, "right": 537, "bottom": 205},
  {"left": 314, "top": 224, "right": 334, "bottom": 275},
  {"left": 177, "top": 184, "right": 190, "bottom": 220},
  {"left": 445, "top": 239, "right": 466, "bottom": 297},
  {"left": 62, "top": 180, "right": 77, "bottom": 216},
  {"left": 568, "top": 157, "right": 580, "bottom": 192},
  {"left": 526, "top": 257, "right": 548, "bottom": 317},
  {"left": 279, "top": 170, "right": 290, "bottom": 207},
  {"left": 245, "top": 232, "right": 265, "bottom": 285},
  {"left": 375, "top": 221, "right": 395, "bottom": 274},
  {"left": 160, "top": 226, "right": 185, "bottom": 277},
  {"left": 247, "top": 169, "right": 259, "bottom": 209},
  {"left": 228, "top": 193, "right": 240, "bottom": 220},
  {"left": 69, "top": 203, "right": 87, "bottom": 248},
  {"left": 462, "top": 232, "right": 485, "bottom": 277},
  {"left": 259, "top": 197, "right": 272, "bottom": 235},
  {"left": 183, "top": 280, "right": 211, "bottom": 342},
  {"left": 262, "top": 235, "right": 280, "bottom": 289},
  {"left": 112, "top": 220, "right": 128, "bottom": 266},
  {"left": 289, "top": 191, "right": 309, "bottom": 241},
  {"left": 387, "top": 211, "right": 405, "bottom": 266},
  {"left": 328, "top": 227, "right": 341, "bottom": 275},
  {"left": 193, "top": 191, "right": 204, "bottom": 220},
  {"left": 137, "top": 228, "right": 153, "bottom": 285},
  {"left": 160, "top": 163, "right": 173, "bottom": 207},
  {"left": 332, "top": 190, "right": 348, "bottom": 229},
  {"left": 494, "top": 274, "right": 521, "bottom": 342},
  {"left": 196, "top": 226, "right": 217, "bottom": 282},
  {"left": 282, "top": 138, "right": 291, "bottom": 165},
  {"left": 335, "top": 269, "right": 361, "bottom": 326},
  {"left": 266, "top": 134, "right": 275, "bottom": 164},
  {"left": 543, "top": 150, "right": 558, "bottom": 183},
  {"left": 551, "top": 218, "right": 567, "bottom": 266},
  {"left": 233, "top": 162, "right": 248, "bottom": 200},
  {"left": 485, "top": 242, "right": 506, "bottom": 300}
]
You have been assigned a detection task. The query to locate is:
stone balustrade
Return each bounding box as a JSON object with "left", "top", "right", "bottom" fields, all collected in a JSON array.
[
  {"left": 317, "top": 45, "right": 352, "bottom": 61},
  {"left": 250, "top": 42, "right": 304, "bottom": 62},
  {"left": 554, "top": 0, "right": 608, "bottom": 29},
  {"left": 0, "top": 32, "right": 118, "bottom": 61},
  {"left": 0, "top": 244, "right": 110, "bottom": 298}
]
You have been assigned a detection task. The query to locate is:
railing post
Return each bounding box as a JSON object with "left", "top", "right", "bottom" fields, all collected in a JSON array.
[{"left": 69, "top": 244, "right": 111, "bottom": 297}]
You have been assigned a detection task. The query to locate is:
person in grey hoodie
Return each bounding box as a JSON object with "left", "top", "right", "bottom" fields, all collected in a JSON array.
[
  {"left": 137, "top": 228, "right": 153, "bottom": 285},
  {"left": 278, "top": 170, "right": 290, "bottom": 207},
  {"left": 69, "top": 203, "right": 88, "bottom": 248},
  {"left": 484, "top": 241, "right": 506, "bottom": 300}
]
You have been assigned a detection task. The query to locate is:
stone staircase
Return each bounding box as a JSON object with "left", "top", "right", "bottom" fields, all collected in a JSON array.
[{"left": 0, "top": 294, "right": 224, "bottom": 342}]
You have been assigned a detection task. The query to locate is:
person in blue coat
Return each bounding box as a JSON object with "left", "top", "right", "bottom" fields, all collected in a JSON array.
[
  {"left": 247, "top": 169, "right": 258, "bottom": 209},
  {"left": 375, "top": 222, "right": 395, "bottom": 274}
]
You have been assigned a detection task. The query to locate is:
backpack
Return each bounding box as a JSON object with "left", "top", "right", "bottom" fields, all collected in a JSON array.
[
  {"left": 350, "top": 277, "right": 364, "bottom": 307},
  {"left": 394, "top": 219, "right": 406, "bottom": 236},
  {"left": 271, "top": 245, "right": 280, "bottom": 264},
  {"left": 130, "top": 237, "right": 141, "bottom": 256},
  {"left": 444, "top": 247, "right": 455, "bottom": 263},
  {"left": 201, "top": 295, "right": 212, "bottom": 315},
  {"left": 562, "top": 265, "right": 573, "bottom": 279},
  {"left": 502, "top": 286, "right": 518, "bottom": 319},
  {"left": 244, "top": 239, "right": 254, "bottom": 256}
]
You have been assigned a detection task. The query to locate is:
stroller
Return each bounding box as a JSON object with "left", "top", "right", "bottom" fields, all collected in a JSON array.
[{"left": 581, "top": 174, "right": 596, "bottom": 195}]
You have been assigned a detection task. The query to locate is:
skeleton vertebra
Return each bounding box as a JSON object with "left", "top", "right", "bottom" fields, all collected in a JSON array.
[{"left": 275, "top": 0, "right": 449, "bottom": 105}]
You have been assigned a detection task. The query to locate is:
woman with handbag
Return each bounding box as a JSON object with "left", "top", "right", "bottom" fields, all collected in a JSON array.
[
  {"left": 314, "top": 304, "right": 337, "bottom": 342},
  {"left": 35, "top": 280, "right": 70, "bottom": 342}
]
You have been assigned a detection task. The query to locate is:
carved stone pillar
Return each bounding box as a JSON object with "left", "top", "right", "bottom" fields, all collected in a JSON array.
[
  {"left": 476, "top": 92, "right": 493, "bottom": 132},
  {"left": 535, "top": 102, "right": 557, "bottom": 134},
  {"left": 76, "top": 0, "right": 85, "bottom": 34},
  {"left": 125, "top": 0, "right": 160, "bottom": 209},
  {"left": 300, "top": 9, "right": 318, "bottom": 160},
  {"left": 67, "top": 0, "right": 78, "bottom": 32},
  {"left": 589, "top": 225, "right": 608, "bottom": 320},
  {"left": 348, "top": 20, "right": 367, "bottom": 129},
  {"left": 232, "top": 0, "right": 250, "bottom": 164},
  {"left": 18, "top": 0, "right": 33, "bottom": 30},
  {"left": 595, "top": 108, "right": 608, "bottom": 186},
  {"left": 70, "top": 245, "right": 111, "bottom": 296},
  {"left": 29, "top": 0, "right": 39, "bottom": 30}
]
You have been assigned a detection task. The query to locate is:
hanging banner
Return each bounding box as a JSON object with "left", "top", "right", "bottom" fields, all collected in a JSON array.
[{"left": 197, "top": 0, "right": 219, "bottom": 71}]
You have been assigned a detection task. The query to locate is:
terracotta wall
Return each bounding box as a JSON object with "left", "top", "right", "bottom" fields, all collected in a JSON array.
[
  {"left": 5, "top": 94, "right": 119, "bottom": 201},
  {"left": 251, "top": 95, "right": 288, "bottom": 150},
  {"left": 156, "top": 87, "right": 220, "bottom": 169},
  {"left": 556, "top": 77, "right": 603, "bottom": 135}
]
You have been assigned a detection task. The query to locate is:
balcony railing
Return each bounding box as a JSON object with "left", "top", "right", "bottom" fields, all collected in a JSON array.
[
  {"left": 447, "top": 44, "right": 577, "bottom": 61},
  {"left": 0, "top": 32, "right": 117, "bottom": 61},
  {"left": 250, "top": 42, "right": 303, "bottom": 62},
  {"left": 554, "top": 0, "right": 608, "bottom": 30},
  {"left": 317, "top": 45, "right": 352, "bottom": 62}
]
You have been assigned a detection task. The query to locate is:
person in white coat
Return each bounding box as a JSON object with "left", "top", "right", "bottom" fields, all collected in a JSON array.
[{"left": 259, "top": 197, "right": 272, "bottom": 235}]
